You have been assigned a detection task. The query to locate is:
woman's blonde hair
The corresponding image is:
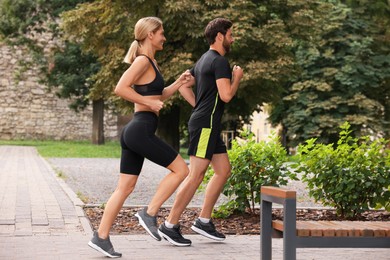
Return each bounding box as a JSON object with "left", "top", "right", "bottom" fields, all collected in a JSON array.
[{"left": 123, "top": 17, "right": 163, "bottom": 64}]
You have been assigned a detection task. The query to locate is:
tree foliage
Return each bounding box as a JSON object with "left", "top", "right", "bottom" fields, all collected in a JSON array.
[
  {"left": 0, "top": 0, "right": 91, "bottom": 46},
  {"left": 341, "top": 0, "right": 390, "bottom": 140},
  {"left": 0, "top": 0, "right": 95, "bottom": 109},
  {"left": 60, "top": 0, "right": 334, "bottom": 132},
  {"left": 2, "top": 0, "right": 390, "bottom": 147},
  {"left": 270, "top": 2, "right": 390, "bottom": 147},
  {"left": 0, "top": 0, "right": 104, "bottom": 144},
  {"left": 46, "top": 42, "right": 100, "bottom": 112}
]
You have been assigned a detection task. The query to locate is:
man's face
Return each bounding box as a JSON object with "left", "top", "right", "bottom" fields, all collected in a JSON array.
[{"left": 222, "top": 28, "right": 234, "bottom": 53}]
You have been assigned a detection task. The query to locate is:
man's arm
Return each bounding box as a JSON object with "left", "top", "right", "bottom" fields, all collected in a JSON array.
[{"left": 217, "top": 65, "right": 243, "bottom": 103}]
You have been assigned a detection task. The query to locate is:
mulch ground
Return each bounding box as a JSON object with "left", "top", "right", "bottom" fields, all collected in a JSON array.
[{"left": 84, "top": 207, "right": 389, "bottom": 236}]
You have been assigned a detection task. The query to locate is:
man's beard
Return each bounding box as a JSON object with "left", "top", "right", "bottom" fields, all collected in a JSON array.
[{"left": 223, "top": 38, "right": 231, "bottom": 53}]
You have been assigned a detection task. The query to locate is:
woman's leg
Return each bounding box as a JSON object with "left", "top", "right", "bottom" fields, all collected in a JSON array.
[
  {"left": 97, "top": 173, "right": 138, "bottom": 239},
  {"left": 146, "top": 154, "right": 189, "bottom": 216}
]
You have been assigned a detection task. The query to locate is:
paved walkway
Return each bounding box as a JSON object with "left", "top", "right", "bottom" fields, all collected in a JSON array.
[{"left": 0, "top": 146, "right": 389, "bottom": 259}]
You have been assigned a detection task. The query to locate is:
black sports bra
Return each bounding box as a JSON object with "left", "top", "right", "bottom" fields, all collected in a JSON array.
[{"left": 133, "top": 55, "right": 165, "bottom": 96}]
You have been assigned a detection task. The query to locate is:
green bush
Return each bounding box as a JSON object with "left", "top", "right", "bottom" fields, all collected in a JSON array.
[
  {"left": 203, "top": 131, "right": 295, "bottom": 217},
  {"left": 376, "top": 185, "right": 390, "bottom": 212},
  {"left": 295, "top": 122, "right": 390, "bottom": 219}
]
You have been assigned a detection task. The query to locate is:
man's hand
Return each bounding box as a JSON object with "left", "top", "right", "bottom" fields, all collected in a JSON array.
[{"left": 232, "top": 65, "right": 243, "bottom": 82}]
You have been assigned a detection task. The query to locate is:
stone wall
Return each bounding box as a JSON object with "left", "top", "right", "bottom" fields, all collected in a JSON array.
[{"left": 0, "top": 42, "right": 119, "bottom": 141}]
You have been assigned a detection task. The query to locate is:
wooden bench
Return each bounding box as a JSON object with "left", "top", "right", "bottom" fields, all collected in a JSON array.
[{"left": 260, "top": 186, "right": 390, "bottom": 260}]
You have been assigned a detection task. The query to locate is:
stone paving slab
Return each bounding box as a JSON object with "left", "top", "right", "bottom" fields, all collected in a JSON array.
[
  {"left": 0, "top": 146, "right": 87, "bottom": 237},
  {"left": 0, "top": 234, "right": 260, "bottom": 260},
  {"left": 1, "top": 234, "right": 389, "bottom": 260}
]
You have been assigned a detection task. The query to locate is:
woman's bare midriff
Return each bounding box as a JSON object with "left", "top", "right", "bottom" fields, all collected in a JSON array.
[{"left": 134, "top": 95, "right": 162, "bottom": 115}]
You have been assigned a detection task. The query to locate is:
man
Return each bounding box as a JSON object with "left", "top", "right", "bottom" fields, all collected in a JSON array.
[{"left": 157, "top": 18, "right": 244, "bottom": 246}]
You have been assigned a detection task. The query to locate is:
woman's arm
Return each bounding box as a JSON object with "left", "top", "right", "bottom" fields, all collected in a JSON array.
[
  {"left": 160, "top": 70, "right": 192, "bottom": 101},
  {"left": 160, "top": 78, "right": 183, "bottom": 101}
]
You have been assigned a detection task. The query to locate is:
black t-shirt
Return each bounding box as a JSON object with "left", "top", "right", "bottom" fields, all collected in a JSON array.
[{"left": 188, "top": 49, "right": 232, "bottom": 130}]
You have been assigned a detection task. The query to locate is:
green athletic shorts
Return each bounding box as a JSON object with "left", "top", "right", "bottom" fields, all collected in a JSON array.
[{"left": 187, "top": 127, "right": 227, "bottom": 160}]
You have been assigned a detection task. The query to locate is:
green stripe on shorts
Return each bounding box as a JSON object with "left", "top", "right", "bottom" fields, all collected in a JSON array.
[{"left": 196, "top": 128, "right": 211, "bottom": 158}]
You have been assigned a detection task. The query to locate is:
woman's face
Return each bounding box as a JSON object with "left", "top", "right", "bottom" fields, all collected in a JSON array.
[{"left": 151, "top": 26, "right": 166, "bottom": 51}]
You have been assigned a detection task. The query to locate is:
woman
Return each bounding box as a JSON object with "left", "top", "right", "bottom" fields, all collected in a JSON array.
[{"left": 88, "top": 17, "right": 191, "bottom": 258}]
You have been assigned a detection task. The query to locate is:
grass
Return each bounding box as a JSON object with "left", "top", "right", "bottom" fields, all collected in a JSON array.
[
  {"left": 76, "top": 191, "right": 89, "bottom": 204},
  {"left": 0, "top": 140, "right": 121, "bottom": 158},
  {"left": 56, "top": 170, "right": 67, "bottom": 180},
  {"left": 0, "top": 139, "right": 189, "bottom": 159},
  {"left": 179, "top": 147, "right": 189, "bottom": 160}
]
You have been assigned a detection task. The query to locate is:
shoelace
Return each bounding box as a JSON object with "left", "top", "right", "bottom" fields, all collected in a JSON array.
[
  {"left": 208, "top": 221, "right": 215, "bottom": 229},
  {"left": 174, "top": 225, "right": 184, "bottom": 235}
]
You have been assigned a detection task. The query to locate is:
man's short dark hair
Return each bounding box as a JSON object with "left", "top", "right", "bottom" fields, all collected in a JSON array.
[{"left": 204, "top": 18, "right": 233, "bottom": 45}]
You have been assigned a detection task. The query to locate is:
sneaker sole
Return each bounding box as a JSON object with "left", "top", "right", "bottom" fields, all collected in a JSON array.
[
  {"left": 88, "top": 241, "right": 121, "bottom": 258},
  {"left": 191, "top": 225, "right": 226, "bottom": 241},
  {"left": 158, "top": 229, "right": 191, "bottom": 247},
  {"left": 135, "top": 213, "right": 161, "bottom": 241}
]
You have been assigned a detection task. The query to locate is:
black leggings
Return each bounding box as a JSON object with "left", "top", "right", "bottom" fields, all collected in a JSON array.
[{"left": 120, "top": 111, "right": 178, "bottom": 175}]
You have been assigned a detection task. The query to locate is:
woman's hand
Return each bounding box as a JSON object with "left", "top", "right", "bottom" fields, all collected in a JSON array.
[
  {"left": 179, "top": 70, "right": 195, "bottom": 89},
  {"left": 161, "top": 70, "right": 194, "bottom": 101},
  {"left": 147, "top": 99, "right": 164, "bottom": 112}
]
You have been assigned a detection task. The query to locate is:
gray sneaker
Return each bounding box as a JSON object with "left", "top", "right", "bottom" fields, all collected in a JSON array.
[
  {"left": 88, "top": 231, "right": 122, "bottom": 258},
  {"left": 135, "top": 207, "right": 161, "bottom": 241}
]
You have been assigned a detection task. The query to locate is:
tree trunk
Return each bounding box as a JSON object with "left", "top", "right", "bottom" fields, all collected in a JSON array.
[
  {"left": 280, "top": 125, "right": 290, "bottom": 153},
  {"left": 92, "top": 99, "right": 104, "bottom": 145},
  {"left": 157, "top": 105, "right": 180, "bottom": 152},
  {"left": 384, "top": 98, "right": 390, "bottom": 148}
]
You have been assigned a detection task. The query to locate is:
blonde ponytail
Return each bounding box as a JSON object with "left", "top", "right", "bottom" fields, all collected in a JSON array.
[
  {"left": 123, "top": 40, "right": 139, "bottom": 64},
  {"left": 123, "top": 17, "right": 163, "bottom": 64}
]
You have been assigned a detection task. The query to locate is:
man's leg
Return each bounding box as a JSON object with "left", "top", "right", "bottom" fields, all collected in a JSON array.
[
  {"left": 199, "top": 153, "right": 231, "bottom": 219},
  {"left": 166, "top": 156, "right": 210, "bottom": 224},
  {"left": 158, "top": 156, "right": 210, "bottom": 246},
  {"left": 190, "top": 153, "right": 231, "bottom": 241}
]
